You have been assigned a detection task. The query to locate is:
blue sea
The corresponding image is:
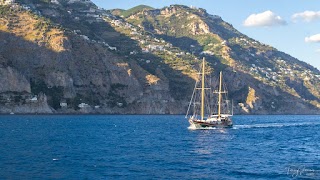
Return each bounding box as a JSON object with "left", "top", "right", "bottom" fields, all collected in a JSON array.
[{"left": 0, "top": 115, "right": 319, "bottom": 179}]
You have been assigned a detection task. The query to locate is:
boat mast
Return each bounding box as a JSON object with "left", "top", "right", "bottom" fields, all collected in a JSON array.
[
  {"left": 201, "top": 58, "right": 205, "bottom": 120},
  {"left": 232, "top": 100, "right": 234, "bottom": 116},
  {"left": 218, "top": 71, "right": 222, "bottom": 118}
]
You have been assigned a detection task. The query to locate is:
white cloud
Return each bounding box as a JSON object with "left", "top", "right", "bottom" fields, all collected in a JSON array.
[
  {"left": 305, "top": 34, "right": 320, "bottom": 43},
  {"left": 292, "top": 11, "right": 320, "bottom": 22},
  {"left": 316, "top": 49, "right": 320, "bottom": 53},
  {"left": 243, "top": 10, "right": 287, "bottom": 27}
]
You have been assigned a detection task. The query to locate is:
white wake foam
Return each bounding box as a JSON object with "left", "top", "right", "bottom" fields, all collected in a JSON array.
[
  {"left": 188, "top": 124, "right": 217, "bottom": 130},
  {"left": 233, "top": 122, "right": 320, "bottom": 129}
]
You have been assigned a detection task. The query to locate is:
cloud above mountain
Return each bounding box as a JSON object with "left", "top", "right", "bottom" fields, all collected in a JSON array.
[
  {"left": 305, "top": 34, "right": 320, "bottom": 43},
  {"left": 292, "top": 11, "right": 320, "bottom": 22},
  {"left": 243, "top": 10, "right": 287, "bottom": 27}
]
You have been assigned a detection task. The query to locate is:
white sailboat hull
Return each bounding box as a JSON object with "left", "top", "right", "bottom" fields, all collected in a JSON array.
[{"left": 189, "top": 116, "right": 233, "bottom": 129}]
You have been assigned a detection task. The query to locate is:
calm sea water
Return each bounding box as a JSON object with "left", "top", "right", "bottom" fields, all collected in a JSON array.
[{"left": 0, "top": 115, "right": 319, "bottom": 179}]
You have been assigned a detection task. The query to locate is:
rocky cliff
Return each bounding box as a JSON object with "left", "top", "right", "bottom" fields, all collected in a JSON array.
[{"left": 0, "top": 1, "right": 319, "bottom": 114}]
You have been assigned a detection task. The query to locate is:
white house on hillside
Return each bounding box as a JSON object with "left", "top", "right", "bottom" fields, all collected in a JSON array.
[
  {"left": 1, "top": 0, "right": 15, "bottom": 5},
  {"left": 51, "top": 0, "right": 60, "bottom": 5}
]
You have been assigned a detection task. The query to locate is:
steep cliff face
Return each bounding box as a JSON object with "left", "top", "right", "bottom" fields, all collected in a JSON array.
[
  {"left": 0, "top": 2, "right": 181, "bottom": 114},
  {"left": 0, "top": 65, "right": 31, "bottom": 93},
  {"left": 0, "top": 2, "right": 319, "bottom": 114}
]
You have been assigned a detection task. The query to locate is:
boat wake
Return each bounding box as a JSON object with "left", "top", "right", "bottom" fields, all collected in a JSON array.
[
  {"left": 188, "top": 125, "right": 217, "bottom": 130},
  {"left": 233, "top": 122, "right": 320, "bottom": 129}
]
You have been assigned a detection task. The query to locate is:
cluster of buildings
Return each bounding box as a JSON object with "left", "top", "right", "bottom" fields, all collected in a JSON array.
[
  {"left": 0, "top": 0, "right": 15, "bottom": 5},
  {"left": 248, "top": 58, "right": 320, "bottom": 84},
  {"left": 108, "top": 17, "right": 194, "bottom": 58}
]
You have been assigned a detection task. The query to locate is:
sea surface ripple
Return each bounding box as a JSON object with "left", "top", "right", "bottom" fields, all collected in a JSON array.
[{"left": 0, "top": 115, "right": 319, "bottom": 179}]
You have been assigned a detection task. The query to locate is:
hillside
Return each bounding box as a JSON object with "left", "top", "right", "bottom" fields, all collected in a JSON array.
[
  {"left": 109, "top": 4, "right": 320, "bottom": 114},
  {"left": 118, "top": 5, "right": 154, "bottom": 18},
  {"left": 0, "top": 1, "right": 319, "bottom": 114}
]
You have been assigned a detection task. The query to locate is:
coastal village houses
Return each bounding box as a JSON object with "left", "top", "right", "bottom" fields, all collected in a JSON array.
[{"left": 1, "top": 0, "right": 15, "bottom": 5}]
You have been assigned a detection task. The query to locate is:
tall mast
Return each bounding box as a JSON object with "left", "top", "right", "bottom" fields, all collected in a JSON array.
[
  {"left": 218, "top": 71, "right": 222, "bottom": 118},
  {"left": 201, "top": 58, "right": 205, "bottom": 120}
]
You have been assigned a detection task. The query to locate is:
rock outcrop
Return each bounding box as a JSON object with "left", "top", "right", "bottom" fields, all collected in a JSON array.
[{"left": 0, "top": 65, "right": 31, "bottom": 93}]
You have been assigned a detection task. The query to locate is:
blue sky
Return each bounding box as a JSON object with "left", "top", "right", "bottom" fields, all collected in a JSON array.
[{"left": 91, "top": 0, "right": 320, "bottom": 70}]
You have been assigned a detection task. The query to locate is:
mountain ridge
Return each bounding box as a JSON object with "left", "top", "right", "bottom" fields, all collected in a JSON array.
[{"left": 0, "top": 1, "right": 319, "bottom": 114}]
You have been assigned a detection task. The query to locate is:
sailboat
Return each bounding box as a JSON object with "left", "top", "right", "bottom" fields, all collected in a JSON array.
[{"left": 186, "top": 58, "right": 233, "bottom": 129}]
